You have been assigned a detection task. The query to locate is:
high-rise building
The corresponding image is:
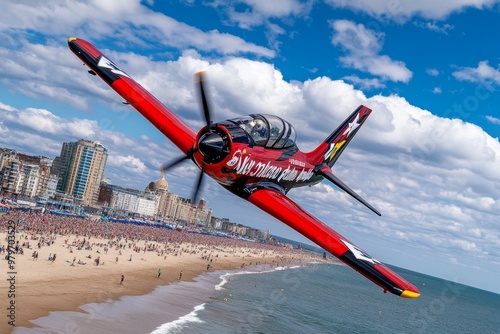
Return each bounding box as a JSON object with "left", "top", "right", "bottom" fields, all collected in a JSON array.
[
  {"left": 0, "top": 148, "right": 17, "bottom": 170},
  {"left": 0, "top": 149, "right": 57, "bottom": 199},
  {"left": 52, "top": 140, "right": 108, "bottom": 205},
  {"left": 20, "top": 163, "right": 40, "bottom": 198},
  {"left": 1, "top": 160, "right": 22, "bottom": 195}
]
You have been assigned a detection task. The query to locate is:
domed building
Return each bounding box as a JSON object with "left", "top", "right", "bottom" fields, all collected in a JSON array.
[
  {"left": 145, "top": 169, "right": 170, "bottom": 218},
  {"left": 155, "top": 177, "right": 168, "bottom": 191},
  {"left": 147, "top": 173, "right": 169, "bottom": 193},
  {"left": 146, "top": 168, "right": 212, "bottom": 225}
]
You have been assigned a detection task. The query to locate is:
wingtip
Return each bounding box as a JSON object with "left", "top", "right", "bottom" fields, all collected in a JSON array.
[
  {"left": 68, "top": 37, "right": 77, "bottom": 43},
  {"left": 400, "top": 290, "right": 420, "bottom": 298}
]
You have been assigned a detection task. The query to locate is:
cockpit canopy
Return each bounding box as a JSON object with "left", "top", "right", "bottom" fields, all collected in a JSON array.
[{"left": 228, "top": 114, "right": 297, "bottom": 148}]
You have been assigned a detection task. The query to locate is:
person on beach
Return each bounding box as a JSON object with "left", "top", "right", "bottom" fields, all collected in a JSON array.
[
  {"left": 120, "top": 274, "right": 124, "bottom": 285},
  {"left": 179, "top": 270, "right": 182, "bottom": 280},
  {"left": 157, "top": 268, "right": 162, "bottom": 278}
]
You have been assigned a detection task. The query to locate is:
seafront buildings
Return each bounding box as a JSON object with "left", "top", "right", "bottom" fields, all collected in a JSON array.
[
  {"left": 51, "top": 139, "right": 108, "bottom": 205},
  {"left": 2, "top": 141, "right": 107, "bottom": 206},
  {"left": 97, "top": 172, "right": 212, "bottom": 225},
  {"left": 0, "top": 143, "right": 269, "bottom": 239},
  {"left": 0, "top": 148, "right": 58, "bottom": 200}
]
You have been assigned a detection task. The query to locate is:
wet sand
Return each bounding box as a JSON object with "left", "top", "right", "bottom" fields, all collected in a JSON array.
[{"left": 14, "top": 266, "right": 275, "bottom": 334}]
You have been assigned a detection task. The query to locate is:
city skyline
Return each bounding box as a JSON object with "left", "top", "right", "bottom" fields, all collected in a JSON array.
[{"left": 1, "top": 143, "right": 266, "bottom": 238}]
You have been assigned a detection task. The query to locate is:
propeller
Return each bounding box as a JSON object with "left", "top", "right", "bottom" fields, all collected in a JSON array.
[
  {"left": 197, "top": 71, "right": 212, "bottom": 129},
  {"left": 160, "top": 72, "right": 213, "bottom": 204}
]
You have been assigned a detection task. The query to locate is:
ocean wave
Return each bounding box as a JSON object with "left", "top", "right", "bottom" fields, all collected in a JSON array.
[
  {"left": 150, "top": 303, "right": 206, "bottom": 334},
  {"left": 215, "top": 264, "right": 305, "bottom": 290}
]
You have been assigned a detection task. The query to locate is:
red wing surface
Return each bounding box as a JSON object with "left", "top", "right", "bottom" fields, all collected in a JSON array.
[
  {"left": 248, "top": 188, "right": 420, "bottom": 298},
  {"left": 68, "top": 37, "right": 196, "bottom": 155}
]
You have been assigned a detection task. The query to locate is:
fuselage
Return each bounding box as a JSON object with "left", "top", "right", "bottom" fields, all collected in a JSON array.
[{"left": 192, "top": 114, "right": 323, "bottom": 197}]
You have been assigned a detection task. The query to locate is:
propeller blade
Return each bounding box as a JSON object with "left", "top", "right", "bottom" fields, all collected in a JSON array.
[
  {"left": 161, "top": 152, "right": 204, "bottom": 204},
  {"left": 161, "top": 73, "right": 212, "bottom": 204},
  {"left": 191, "top": 170, "right": 205, "bottom": 204},
  {"left": 195, "top": 71, "right": 212, "bottom": 128},
  {"left": 316, "top": 165, "right": 381, "bottom": 216},
  {"left": 161, "top": 155, "right": 190, "bottom": 172}
]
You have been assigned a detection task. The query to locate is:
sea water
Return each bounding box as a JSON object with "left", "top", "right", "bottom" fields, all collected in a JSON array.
[
  {"left": 152, "top": 263, "right": 500, "bottom": 334},
  {"left": 14, "top": 263, "right": 500, "bottom": 334}
]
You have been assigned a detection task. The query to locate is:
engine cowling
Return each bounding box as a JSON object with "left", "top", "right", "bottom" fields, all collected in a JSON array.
[{"left": 196, "top": 126, "right": 230, "bottom": 163}]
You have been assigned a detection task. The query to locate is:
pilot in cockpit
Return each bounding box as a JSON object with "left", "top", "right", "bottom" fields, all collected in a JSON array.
[{"left": 251, "top": 119, "right": 268, "bottom": 145}]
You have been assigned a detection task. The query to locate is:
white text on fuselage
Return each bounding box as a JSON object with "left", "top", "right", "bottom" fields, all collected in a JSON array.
[
  {"left": 290, "top": 158, "right": 305, "bottom": 167},
  {"left": 229, "top": 150, "right": 314, "bottom": 182}
]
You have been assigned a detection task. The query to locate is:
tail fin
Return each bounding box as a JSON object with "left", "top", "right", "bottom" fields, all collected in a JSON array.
[
  {"left": 311, "top": 105, "right": 373, "bottom": 167},
  {"left": 308, "top": 105, "right": 380, "bottom": 216}
]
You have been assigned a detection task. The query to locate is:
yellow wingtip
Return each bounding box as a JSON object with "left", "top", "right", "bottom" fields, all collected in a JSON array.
[
  {"left": 401, "top": 290, "right": 420, "bottom": 298},
  {"left": 68, "top": 37, "right": 77, "bottom": 43}
]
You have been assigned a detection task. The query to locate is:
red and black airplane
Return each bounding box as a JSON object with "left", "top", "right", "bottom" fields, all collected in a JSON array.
[{"left": 68, "top": 37, "right": 420, "bottom": 298}]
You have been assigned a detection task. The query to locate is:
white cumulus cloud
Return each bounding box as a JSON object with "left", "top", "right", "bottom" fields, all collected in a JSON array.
[
  {"left": 453, "top": 60, "right": 500, "bottom": 84},
  {"left": 330, "top": 20, "right": 413, "bottom": 83},
  {"left": 324, "top": 0, "right": 500, "bottom": 22}
]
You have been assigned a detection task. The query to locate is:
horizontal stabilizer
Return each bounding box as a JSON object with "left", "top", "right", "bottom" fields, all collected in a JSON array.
[{"left": 315, "top": 164, "right": 381, "bottom": 216}]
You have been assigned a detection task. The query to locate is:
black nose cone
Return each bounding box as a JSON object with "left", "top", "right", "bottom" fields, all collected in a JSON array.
[{"left": 198, "top": 132, "right": 224, "bottom": 157}]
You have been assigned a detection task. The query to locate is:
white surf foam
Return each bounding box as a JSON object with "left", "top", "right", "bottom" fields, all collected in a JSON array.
[{"left": 150, "top": 303, "right": 206, "bottom": 334}]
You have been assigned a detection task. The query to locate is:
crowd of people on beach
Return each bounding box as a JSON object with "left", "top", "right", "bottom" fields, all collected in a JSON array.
[
  {"left": 0, "top": 207, "right": 327, "bottom": 333},
  {"left": 1, "top": 209, "right": 321, "bottom": 267}
]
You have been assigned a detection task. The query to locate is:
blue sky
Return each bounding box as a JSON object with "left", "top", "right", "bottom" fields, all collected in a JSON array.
[{"left": 1, "top": 0, "right": 500, "bottom": 294}]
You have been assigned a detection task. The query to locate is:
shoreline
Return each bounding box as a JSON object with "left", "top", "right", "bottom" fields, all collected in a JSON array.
[
  {"left": 0, "top": 211, "right": 324, "bottom": 334},
  {"left": 18, "top": 262, "right": 298, "bottom": 334}
]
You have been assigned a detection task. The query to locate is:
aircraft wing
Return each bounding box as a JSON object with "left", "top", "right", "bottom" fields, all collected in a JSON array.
[
  {"left": 248, "top": 188, "right": 420, "bottom": 298},
  {"left": 68, "top": 37, "right": 196, "bottom": 155}
]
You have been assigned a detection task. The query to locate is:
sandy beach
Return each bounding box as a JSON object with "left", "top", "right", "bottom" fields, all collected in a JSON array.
[{"left": 0, "top": 211, "right": 322, "bottom": 333}]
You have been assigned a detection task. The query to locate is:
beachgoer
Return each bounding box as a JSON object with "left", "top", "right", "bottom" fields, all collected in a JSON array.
[
  {"left": 179, "top": 271, "right": 182, "bottom": 280},
  {"left": 120, "top": 274, "right": 124, "bottom": 285},
  {"left": 157, "top": 268, "right": 162, "bottom": 278}
]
